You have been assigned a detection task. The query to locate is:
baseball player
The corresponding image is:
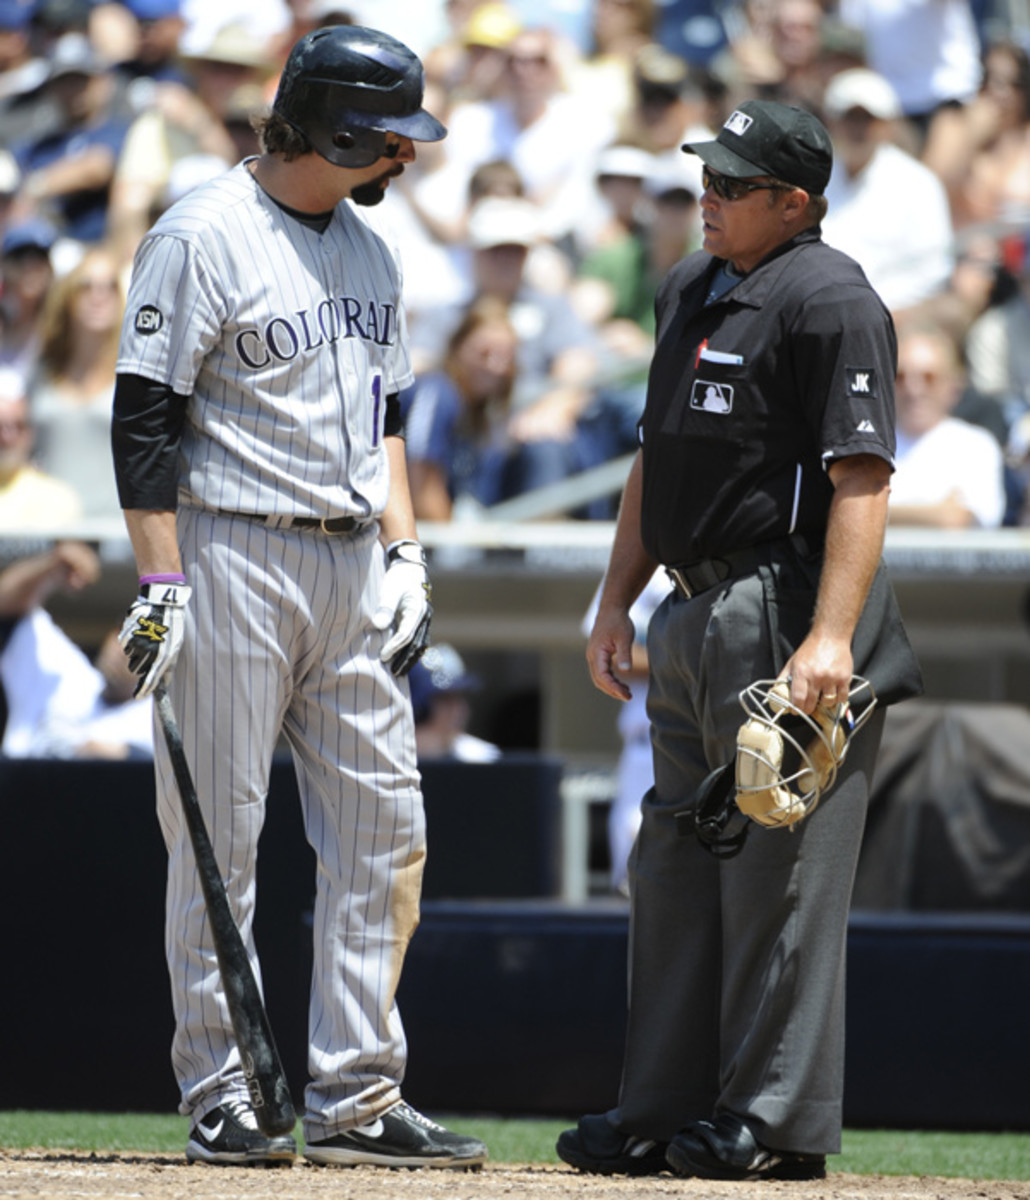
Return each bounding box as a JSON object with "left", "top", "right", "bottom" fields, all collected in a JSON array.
[{"left": 111, "top": 25, "right": 488, "bottom": 1171}]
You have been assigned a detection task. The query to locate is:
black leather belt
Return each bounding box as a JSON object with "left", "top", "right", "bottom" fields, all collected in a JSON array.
[
  {"left": 217, "top": 511, "right": 367, "bottom": 534},
  {"left": 665, "top": 533, "right": 821, "bottom": 601}
]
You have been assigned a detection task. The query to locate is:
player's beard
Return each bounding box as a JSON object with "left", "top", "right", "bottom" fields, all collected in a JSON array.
[{"left": 352, "top": 162, "right": 404, "bottom": 207}]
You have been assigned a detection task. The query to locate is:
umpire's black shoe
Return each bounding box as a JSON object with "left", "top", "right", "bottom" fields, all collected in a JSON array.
[
  {"left": 186, "top": 1099, "right": 297, "bottom": 1166},
  {"left": 303, "top": 1101, "right": 488, "bottom": 1169},
  {"left": 665, "top": 1111, "right": 826, "bottom": 1181},
  {"left": 556, "top": 1113, "right": 670, "bottom": 1176}
]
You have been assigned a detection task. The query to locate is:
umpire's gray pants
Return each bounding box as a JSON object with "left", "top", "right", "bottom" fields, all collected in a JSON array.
[{"left": 610, "top": 565, "right": 885, "bottom": 1156}]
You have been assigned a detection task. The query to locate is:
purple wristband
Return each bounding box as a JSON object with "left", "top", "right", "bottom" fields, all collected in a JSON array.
[{"left": 140, "top": 573, "right": 187, "bottom": 586}]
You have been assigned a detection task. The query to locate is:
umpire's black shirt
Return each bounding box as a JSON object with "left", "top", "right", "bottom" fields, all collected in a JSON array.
[{"left": 640, "top": 226, "right": 897, "bottom": 567}]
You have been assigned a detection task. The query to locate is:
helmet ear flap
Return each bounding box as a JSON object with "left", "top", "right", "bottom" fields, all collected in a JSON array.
[{"left": 303, "top": 119, "right": 389, "bottom": 167}]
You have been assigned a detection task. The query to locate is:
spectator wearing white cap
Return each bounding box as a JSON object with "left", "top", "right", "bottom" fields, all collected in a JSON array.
[
  {"left": 572, "top": 142, "right": 654, "bottom": 260},
  {"left": 575, "top": 149, "right": 699, "bottom": 340},
  {"left": 821, "top": 67, "right": 954, "bottom": 316},
  {"left": 409, "top": 195, "right": 615, "bottom": 517},
  {"left": 836, "top": 0, "right": 980, "bottom": 137},
  {"left": 413, "top": 194, "right": 600, "bottom": 398}
]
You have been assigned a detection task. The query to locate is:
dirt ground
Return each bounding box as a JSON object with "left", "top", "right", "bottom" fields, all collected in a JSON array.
[{"left": 4, "top": 1151, "right": 1030, "bottom": 1200}]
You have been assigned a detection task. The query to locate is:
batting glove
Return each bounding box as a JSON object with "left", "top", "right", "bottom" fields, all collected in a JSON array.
[
  {"left": 372, "top": 539, "right": 432, "bottom": 676},
  {"left": 118, "top": 577, "right": 192, "bottom": 698}
]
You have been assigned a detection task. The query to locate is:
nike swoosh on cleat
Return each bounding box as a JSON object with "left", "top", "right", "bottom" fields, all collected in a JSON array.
[
  {"left": 200, "top": 1120, "right": 224, "bottom": 1142},
  {"left": 356, "top": 1119, "right": 385, "bottom": 1138}
]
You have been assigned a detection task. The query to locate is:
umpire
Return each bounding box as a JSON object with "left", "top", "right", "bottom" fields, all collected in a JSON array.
[{"left": 557, "top": 99, "right": 922, "bottom": 1181}]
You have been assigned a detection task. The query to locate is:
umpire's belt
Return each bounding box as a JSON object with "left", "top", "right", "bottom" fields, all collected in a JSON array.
[
  {"left": 217, "top": 510, "right": 368, "bottom": 534},
  {"left": 665, "top": 532, "right": 821, "bottom": 601}
]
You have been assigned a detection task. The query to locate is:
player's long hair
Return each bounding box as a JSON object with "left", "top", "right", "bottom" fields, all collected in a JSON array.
[{"left": 253, "top": 109, "right": 312, "bottom": 161}]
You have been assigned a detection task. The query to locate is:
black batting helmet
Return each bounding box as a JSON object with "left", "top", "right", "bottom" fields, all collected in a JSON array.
[{"left": 272, "top": 25, "right": 447, "bottom": 168}]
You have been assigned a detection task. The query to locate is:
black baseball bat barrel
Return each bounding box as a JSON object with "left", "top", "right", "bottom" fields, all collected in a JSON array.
[{"left": 154, "top": 685, "right": 296, "bottom": 1136}]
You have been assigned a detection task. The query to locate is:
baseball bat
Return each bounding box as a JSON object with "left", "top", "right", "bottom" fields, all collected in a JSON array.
[{"left": 154, "top": 684, "right": 296, "bottom": 1136}]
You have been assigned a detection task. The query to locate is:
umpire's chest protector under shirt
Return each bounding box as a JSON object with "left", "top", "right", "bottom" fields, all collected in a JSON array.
[{"left": 639, "top": 227, "right": 898, "bottom": 567}]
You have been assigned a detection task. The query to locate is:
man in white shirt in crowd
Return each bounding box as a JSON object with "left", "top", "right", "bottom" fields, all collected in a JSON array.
[
  {"left": 821, "top": 68, "right": 954, "bottom": 316},
  {"left": 889, "top": 320, "right": 1006, "bottom": 529}
]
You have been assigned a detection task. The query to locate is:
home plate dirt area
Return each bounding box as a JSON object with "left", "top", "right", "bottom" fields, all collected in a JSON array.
[{"left": 4, "top": 1152, "right": 1030, "bottom": 1200}]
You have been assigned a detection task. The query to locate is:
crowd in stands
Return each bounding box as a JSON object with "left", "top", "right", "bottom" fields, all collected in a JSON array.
[
  {"left": 0, "top": 0, "right": 1026, "bottom": 530},
  {"left": 2, "top": 0, "right": 1030, "bottom": 761}
]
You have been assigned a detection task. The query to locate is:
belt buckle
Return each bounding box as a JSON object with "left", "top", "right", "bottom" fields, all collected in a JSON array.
[
  {"left": 320, "top": 515, "right": 359, "bottom": 534},
  {"left": 666, "top": 566, "right": 693, "bottom": 600}
]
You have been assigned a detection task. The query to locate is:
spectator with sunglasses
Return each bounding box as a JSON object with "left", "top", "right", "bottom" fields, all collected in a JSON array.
[{"left": 557, "top": 98, "right": 920, "bottom": 1182}]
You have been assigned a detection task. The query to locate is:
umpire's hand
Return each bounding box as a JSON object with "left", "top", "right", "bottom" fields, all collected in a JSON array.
[
  {"left": 373, "top": 539, "right": 432, "bottom": 676},
  {"left": 586, "top": 605, "right": 635, "bottom": 702}
]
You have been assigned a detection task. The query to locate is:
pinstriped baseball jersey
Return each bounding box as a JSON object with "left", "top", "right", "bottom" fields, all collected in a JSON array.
[{"left": 116, "top": 160, "right": 413, "bottom": 519}]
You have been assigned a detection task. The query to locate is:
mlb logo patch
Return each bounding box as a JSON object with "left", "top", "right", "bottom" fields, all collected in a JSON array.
[
  {"left": 690, "top": 379, "right": 734, "bottom": 414},
  {"left": 724, "top": 110, "right": 753, "bottom": 136},
  {"left": 846, "top": 367, "right": 876, "bottom": 397}
]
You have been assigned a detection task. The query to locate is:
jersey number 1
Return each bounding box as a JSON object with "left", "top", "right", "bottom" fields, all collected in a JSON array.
[{"left": 372, "top": 374, "right": 382, "bottom": 447}]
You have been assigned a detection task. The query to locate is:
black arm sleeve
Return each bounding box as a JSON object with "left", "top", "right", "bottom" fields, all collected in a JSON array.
[
  {"left": 384, "top": 391, "right": 404, "bottom": 439},
  {"left": 111, "top": 373, "right": 190, "bottom": 510}
]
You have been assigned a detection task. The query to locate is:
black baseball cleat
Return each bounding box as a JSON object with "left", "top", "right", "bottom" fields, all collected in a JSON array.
[
  {"left": 556, "top": 1113, "right": 670, "bottom": 1176},
  {"left": 303, "top": 1101, "right": 488, "bottom": 1169},
  {"left": 186, "top": 1098, "right": 297, "bottom": 1166},
  {"left": 665, "top": 1111, "right": 826, "bottom": 1181}
]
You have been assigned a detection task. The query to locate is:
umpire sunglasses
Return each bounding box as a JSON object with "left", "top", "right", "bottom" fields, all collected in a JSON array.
[{"left": 702, "top": 167, "right": 793, "bottom": 202}]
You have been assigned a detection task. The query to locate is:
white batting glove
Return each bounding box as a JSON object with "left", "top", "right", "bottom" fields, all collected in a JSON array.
[
  {"left": 118, "top": 577, "right": 192, "bottom": 698},
  {"left": 372, "top": 540, "right": 433, "bottom": 676}
]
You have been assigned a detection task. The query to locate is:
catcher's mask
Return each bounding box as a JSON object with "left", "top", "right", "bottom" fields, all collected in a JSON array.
[
  {"left": 683, "top": 675, "right": 877, "bottom": 858},
  {"left": 736, "top": 675, "right": 877, "bottom": 828}
]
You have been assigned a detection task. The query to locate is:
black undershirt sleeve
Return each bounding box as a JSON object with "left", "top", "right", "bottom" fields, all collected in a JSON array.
[
  {"left": 384, "top": 391, "right": 404, "bottom": 439},
  {"left": 111, "top": 373, "right": 189, "bottom": 510}
]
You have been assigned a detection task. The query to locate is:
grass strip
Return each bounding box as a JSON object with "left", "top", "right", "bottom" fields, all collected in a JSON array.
[{"left": 0, "top": 1112, "right": 1028, "bottom": 1178}]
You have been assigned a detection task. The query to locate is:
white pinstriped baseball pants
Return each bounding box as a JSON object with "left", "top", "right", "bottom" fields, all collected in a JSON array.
[{"left": 154, "top": 507, "right": 424, "bottom": 1138}]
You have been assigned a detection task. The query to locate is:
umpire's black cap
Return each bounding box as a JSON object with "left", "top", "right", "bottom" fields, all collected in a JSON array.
[{"left": 683, "top": 99, "right": 833, "bottom": 195}]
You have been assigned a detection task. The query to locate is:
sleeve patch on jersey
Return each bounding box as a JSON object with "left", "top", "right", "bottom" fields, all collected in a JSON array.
[
  {"left": 845, "top": 366, "right": 876, "bottom": 398},
  {"left": 134, "top": 305, "right": 164, "bottom": 335}
]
